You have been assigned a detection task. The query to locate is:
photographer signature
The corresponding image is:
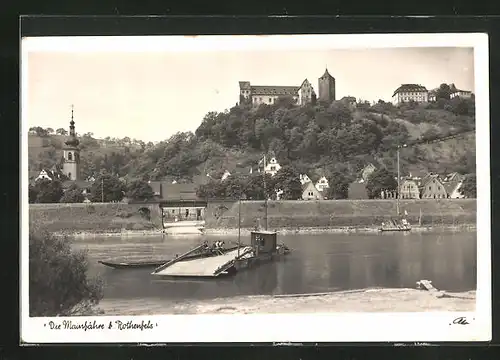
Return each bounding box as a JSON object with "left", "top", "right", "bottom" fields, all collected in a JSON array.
[{"left": 450, "top": 317, "right": 472, "bottom": 326}]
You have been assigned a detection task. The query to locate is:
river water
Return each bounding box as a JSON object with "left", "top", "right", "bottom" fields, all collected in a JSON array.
[{"left": 75, "top": 231, "right": 476, "bottom": 303}]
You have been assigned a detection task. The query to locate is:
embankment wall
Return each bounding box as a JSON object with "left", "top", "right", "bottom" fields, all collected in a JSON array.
[
  {"left": 29, "top": 202, "right": 163, "bottom": 234},
  {"left": 28, "top": 199, "right": 476, "bottom": 234},
  {"left": 205, "top": 199, "right": 476, "bottom": 229}
]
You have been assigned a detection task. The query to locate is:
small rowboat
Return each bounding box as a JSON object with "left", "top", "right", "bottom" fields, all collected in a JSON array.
[
  {"left": 98, "top": 259, "right": 167, "bottom": 269},
  {"left": 98, "top": 245, "right": 239, "bottom": 269}
]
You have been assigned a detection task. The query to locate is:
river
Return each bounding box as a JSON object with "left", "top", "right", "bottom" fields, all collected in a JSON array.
[{"left": 75, "top": 230, "right": 476, "bottom": 305}]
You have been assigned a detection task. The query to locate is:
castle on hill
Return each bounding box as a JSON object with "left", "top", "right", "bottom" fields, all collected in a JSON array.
[{"left": 239, "top": 68, "right": 336, "bottom": 107}]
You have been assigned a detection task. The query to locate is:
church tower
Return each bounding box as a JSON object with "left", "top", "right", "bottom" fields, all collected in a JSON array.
[
  {"left": 318, "top": 67, "right": 336, "bottom": 103},
  {"left": 62, "top": 105, "right": 80, "bottom": 181}
]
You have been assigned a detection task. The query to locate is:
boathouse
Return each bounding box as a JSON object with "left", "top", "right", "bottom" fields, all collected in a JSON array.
[{"left": 148, "top": 181, "right": 207, "bottom": 222}]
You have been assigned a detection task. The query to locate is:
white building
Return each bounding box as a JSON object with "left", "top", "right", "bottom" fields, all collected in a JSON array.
[
  {"left": 221, "top": 170, "right": 231, "bottom": 181},
  {"left": 315, "top": 176, "right": 330, "bottom": 192},
  {"left": 35, "top": 169, "right": 54, "bottom": 181},
  {"left": 299, "top": 174, "right": 311, "bottom": 185},
  {"left": 262, "top": 157, "right": 281, "bottom": 177},
  {"left": 392, "top": 84, "right": 429, "bottom": 105},
  {"left": 450, "top": 89, "right": 473, "bottom": 99}
]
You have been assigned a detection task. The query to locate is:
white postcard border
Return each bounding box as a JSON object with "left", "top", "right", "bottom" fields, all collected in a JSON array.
[{"left": 20, "top": 33, "right": 491, "bottom": 343}]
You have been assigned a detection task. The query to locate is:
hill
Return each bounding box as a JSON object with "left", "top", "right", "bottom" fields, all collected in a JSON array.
[{"left": 28, "top": 96, "right": 476, "bottom": 182}]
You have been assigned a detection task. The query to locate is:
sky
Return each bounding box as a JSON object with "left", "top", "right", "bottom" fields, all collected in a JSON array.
[{"left": 24, "top": 37, "right": 475, "bottom": 143}]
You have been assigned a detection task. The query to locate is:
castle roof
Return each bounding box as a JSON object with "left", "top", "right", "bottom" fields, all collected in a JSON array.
[
  {"left": 250, "top": 85, "right": 300, "bottom": 96},
  {"left": 239, "top": 81, "right": 251, "bottom": 90},
  {"left": 320, "top": 68, "right": 334, "bottom": 80},
  {"left": 392, "top": 84, "right": 428, "bottom": 97}
]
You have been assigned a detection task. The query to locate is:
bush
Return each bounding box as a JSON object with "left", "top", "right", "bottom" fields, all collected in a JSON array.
[{"left": 29, "top": 226, "right": 104, "bottom": 316}]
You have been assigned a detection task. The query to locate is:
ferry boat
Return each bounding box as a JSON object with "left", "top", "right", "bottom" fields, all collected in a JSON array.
[{"left": 378, "top": 218, "right": 411, "bottom": 232}]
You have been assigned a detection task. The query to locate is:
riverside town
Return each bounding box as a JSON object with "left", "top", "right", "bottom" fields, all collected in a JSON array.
[{"left": 27, "top": 46, "right": 479, "bottom": 320}]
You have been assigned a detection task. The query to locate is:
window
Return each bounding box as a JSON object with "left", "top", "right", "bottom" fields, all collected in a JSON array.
[
  {"left": 269, "top": 98, "right": 272, "bottom": 102},
  {"left": 68, "top": 172, "right": 71, "bottom": 179},
  {"left": 172, "top": 209, "right": 175, "bottom": 213},
  {"left": 429, "top": 186, "right": 431, "bottom": 190},
  {"left": 68, "top": 152, "right": 72, "bottom": 161},
  {"left": 270, "top": 166, "right": 276, "bottom": 171}
]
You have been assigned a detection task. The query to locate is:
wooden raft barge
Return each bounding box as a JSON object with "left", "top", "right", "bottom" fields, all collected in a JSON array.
[{"left": 151, "top": 231, "right": 290, "bottom": 279}]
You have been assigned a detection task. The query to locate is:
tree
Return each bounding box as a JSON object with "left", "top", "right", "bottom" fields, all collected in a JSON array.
[
  {"left": 56, "top": 128, "right": 68, "bottom": 135},
  {"left": 29, "top": 226, "right": 104, "bottom": 316},
  {"left": 326, "top": 169, "right": 351, "bottom": 199},
  {"left": 460, "top": 174, "right": 476, "bottom": 198},
  {"left": 60, "top": 184, "right": 85, "bottom": 203},
  {"left": 33, "top": 179, "right": 64, "bottom": 203},
  {"left": 365, "top": 168, "right": 397, "bottom": 199},
  {"left": 436, "top": 83, "right": 452, "bottom": 100},
  {"left": 196, "top": 179, "right": 226, "bottom": 199},
  {"left": 273, "top": 165, "right": 302, "bottom": 200},
  {"left": 223, "top": 175, "right": 246, "bottom": 199},
  {"left": 90, "top": 174, "right": 125, "bottom": 202},
  {"left": 29, "top": 183, "right": 38, "bottom": 203},
  {"left": 126, "top": 180, "right": 154, "bottom": 201},
  {"left": 243, "top": 173, "right": 275, "bottom": 200}
]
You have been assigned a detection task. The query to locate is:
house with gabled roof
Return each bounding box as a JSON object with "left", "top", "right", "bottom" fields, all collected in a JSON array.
[
  {"left": 399, "top": 179, "right": 420, "bottom": 199},
  {"left": 34, "top": 167, "right": 64, "bottom": 182},
  {"left": 301, "top": 181, "right": 324, "bottom": 201},
  {"left": 420, "top": 174, "right": 448, "bottom": 199},
  {"left": 449, "top": 83, "right": 473, "bottom": 99},
  {"left": 360, "top": 163, "right": 376, "bottom": 182},
  {"left": 443, "top": 180, "right": 464, "bottom": 199},
  {"left": 299, "top": 174, "right": 312, "bottom": 185},
  {"left": 315, "top": 176, "right": 329, "bottom": 193}
]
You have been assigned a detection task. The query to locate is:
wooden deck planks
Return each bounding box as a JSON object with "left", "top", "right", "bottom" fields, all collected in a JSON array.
[{"left": 154, "top": 246, "right": 253, "bottom": 277}]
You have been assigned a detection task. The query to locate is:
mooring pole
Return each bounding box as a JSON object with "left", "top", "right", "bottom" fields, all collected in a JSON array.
[
  {"left": 238, "top": 198, "right": 241, "bottom": 257},
  {"left": 263, "top": 154, "right": 268, "bottom": 231}
]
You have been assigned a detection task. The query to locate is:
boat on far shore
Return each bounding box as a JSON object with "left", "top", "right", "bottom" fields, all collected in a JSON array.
[{"left": 378, "top": 218, "right": 411, "bottom": 232}]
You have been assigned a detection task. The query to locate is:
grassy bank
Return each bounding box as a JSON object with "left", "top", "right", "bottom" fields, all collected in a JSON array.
[
  {"left": 29, "top": 203, "right": 160, "bottom": 234},
  {"left": 98, "top": 288, "right": 476, "bottom": 315},
  {"left": 207, "top": 199, "right": 476, "bottom": 229},
  {"left": 28, "top": 199, "right": 476, "bottom": 234}
]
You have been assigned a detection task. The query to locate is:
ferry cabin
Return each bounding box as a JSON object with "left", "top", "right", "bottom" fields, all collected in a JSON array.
[{"left": 251, "top": 231, "right": 277, "bottom": 256}]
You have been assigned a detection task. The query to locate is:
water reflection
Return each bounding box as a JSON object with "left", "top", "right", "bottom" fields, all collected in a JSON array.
[{"left": 76, "top": 231, "right": 477, "bottom": 301}]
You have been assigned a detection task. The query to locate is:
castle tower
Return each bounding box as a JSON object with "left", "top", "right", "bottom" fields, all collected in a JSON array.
[
  {"left": 62, "top": 105, "right": 80, "bottom": 181},
  {"left": 318, "top": 67, "right": 336, "bottom": 103}
]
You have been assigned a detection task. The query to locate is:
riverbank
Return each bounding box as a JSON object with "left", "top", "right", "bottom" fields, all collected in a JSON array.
[
  {"left": 97, "top": 288, "right": 476, "bottom": 315},
  {"left": 205, "top": 224, "right": 476, "bottom": 236},
  {"left": 53, "top": 223, "right": 476, "bottom": 239},
  {"left": 29, "top": 199, "right": 476, "bottom": 235}
]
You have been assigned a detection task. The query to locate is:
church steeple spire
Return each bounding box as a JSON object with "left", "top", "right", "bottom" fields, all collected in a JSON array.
[{"left": 65, "top": 104, "right": 79, "bottom": 147}]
